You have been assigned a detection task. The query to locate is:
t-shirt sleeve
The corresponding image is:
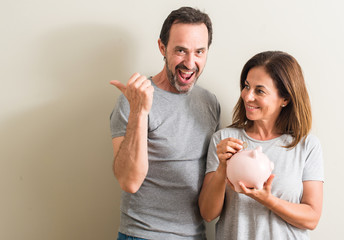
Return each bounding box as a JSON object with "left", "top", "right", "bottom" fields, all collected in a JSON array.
[
  {"left": 110, "top": 94, "right": 129, "bottom": 138},
  {"left": 206, "top": 131, "right": 221, "bottom": 174},
  {"left": 215, "top": 99, "right": 221, "bottom": 132},
  {"left": 302, "top": 134, "right": 324, "bottom": 182}
]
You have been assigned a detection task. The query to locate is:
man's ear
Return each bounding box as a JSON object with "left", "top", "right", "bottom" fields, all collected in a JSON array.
[{"left": 158, "top": 39, "right": 166, "bottom": 57}]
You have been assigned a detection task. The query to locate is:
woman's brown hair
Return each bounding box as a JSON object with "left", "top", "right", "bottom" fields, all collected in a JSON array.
[{"left": 230, "top": 51, "right": 312, "bottom": 149}]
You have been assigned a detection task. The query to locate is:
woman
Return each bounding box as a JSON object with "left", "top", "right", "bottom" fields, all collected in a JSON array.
[{"left": 199, "top": 51, "right": 323, "bottom": 239}]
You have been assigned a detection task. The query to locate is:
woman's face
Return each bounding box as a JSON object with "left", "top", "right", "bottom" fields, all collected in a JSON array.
[{"left": 241, "top": 66, "right": 288, "bottom": 126}]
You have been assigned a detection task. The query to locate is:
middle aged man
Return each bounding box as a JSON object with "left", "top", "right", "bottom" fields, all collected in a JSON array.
[{"left": 110, "top": 6, "right": 221, "bottom": 240}]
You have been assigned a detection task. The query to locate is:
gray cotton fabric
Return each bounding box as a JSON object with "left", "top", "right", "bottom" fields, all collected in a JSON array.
[
  {"left": 206, "top": 127, "right": 324, "bottom": 240},
  {"left": 110, "top": 78, "right": 221, "bottom": 240}
]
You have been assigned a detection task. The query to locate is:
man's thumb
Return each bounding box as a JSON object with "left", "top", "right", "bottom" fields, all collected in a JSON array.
[{"left": 110, "top": 80, "right": 126, "bottom": 93}]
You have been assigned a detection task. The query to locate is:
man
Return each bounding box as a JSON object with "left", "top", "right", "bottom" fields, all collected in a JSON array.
[{"left": 110, "top": 6, "right": 220, "bottom": 240}]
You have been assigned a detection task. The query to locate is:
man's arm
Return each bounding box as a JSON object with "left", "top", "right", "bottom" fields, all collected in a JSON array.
[{"left": 110, "top": 73, "right": 154, "bottom": 193}]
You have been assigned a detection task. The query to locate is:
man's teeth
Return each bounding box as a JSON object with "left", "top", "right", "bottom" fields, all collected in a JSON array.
[
  {"left": 179, "top": 69, "right": 194, "bottom": 80},
  {"left": 180, "top": 69, "right": 193, "bottom": 75}
]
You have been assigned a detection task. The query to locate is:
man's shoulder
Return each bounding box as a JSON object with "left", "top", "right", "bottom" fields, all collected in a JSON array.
[
  {"left": 194, "top": 84, "right": 213, "bottom": 93},
  {"left": 193, "top": 85, "right": 217, "bottom": 100}
]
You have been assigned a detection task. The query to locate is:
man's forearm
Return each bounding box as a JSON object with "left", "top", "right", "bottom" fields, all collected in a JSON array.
[{"left": 114, "top": 112, "right": 149, "bottom": 193}]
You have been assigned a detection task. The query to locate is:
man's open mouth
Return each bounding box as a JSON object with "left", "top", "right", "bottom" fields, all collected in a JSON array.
[{"left": 177, "top": 68, "right": 196, "bottom": 84}]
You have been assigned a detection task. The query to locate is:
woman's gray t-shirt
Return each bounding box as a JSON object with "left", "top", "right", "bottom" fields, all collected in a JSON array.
[{"left": 206, "top": 127, "right": 324, "bottom": 240}]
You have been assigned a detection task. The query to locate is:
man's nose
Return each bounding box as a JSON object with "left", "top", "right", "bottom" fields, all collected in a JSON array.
[{"left": 183, "top": 54, "right": 196, "bottom": 70}]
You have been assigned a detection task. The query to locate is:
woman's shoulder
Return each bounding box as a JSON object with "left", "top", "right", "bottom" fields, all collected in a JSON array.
[
  {"left": 304, "top": 133, "right": 322, "bottom": 147},
  {"left": 297, "top": 133, "right": 322, "bottom": 152}
]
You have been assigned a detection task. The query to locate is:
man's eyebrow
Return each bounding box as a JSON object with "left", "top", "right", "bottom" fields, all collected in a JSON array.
[
  {"left": 174, "top": 46, "right": 207, "bottom": 51},
  {"left": 174, "top": 46, "right": 187, "bottom": 50},
  {"left": 196, "top": 47, "right": 207, "bottom": 52}
]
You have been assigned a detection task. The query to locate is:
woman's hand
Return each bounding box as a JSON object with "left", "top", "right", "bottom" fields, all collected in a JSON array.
[
  {"left": 216, "top": 137, "right": 243, "bottom": 165},
  {"left": 237, "top": 174, "right": 276, "bottom": 207}
]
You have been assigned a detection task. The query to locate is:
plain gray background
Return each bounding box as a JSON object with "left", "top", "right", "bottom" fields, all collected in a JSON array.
[{"left": 1, "top": 0, "right": 343, "bottom": 239}]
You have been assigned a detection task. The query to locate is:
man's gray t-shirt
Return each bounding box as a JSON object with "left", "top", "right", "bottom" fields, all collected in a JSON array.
[
  {"left": 206, "top": 128, "right": 324, "bottom": 240},
  {"left": 110, "top": 79, "right": 221, "bottom": 240}
]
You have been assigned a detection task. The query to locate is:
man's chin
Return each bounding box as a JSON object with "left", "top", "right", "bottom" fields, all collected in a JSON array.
[{"left": 175, "top": 82, "right": 195, "bottom": 93}]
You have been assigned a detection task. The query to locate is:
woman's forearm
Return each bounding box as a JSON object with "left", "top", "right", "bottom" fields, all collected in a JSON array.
[
  {"left": 199, "top": 163, "right": 227, "bottom": 222},
  {"left": 252, "top": 181, "right": 323, "bottom": 230}
]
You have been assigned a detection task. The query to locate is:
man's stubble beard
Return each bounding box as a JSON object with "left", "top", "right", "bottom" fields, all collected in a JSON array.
[{"left": 164, "top": 57, "right": 201, "bottom": 93}]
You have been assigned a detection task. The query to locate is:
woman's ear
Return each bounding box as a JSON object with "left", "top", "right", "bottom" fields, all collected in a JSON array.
[{"left": 282, "top": 98, "right": 290, "bottom": 107}]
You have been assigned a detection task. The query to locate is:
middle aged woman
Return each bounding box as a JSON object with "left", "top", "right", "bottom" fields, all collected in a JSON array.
[{"left": 199, "top": 51, "right": 324, "bottom": 240}]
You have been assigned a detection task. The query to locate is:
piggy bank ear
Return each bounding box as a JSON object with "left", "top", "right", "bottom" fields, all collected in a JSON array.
[
  {"left": 252, "top": 146, "right": 262, "bottom": 158},
  {"left": 270, "top": 162, "right": 274, "bottom": 171},
  {"left": 252, "top": 149, "right": 257, "bottom": 159},
  {"left": 256, "top": 146, "right": 263, "bottom": 152}
]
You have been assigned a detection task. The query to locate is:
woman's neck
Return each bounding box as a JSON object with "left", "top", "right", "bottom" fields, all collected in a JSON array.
[{"left": 245, "top": 122, "right": 282, "bottom": 141}]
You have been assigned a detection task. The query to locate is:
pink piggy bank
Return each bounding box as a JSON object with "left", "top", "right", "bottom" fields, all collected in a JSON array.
[{"left": 226, "top": 146, "right": 274, "bottom": 192}]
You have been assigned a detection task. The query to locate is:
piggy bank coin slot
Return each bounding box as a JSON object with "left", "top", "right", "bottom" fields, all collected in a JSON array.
[{"left": 242, "top": 142, "right": 248, "bottom": 150}]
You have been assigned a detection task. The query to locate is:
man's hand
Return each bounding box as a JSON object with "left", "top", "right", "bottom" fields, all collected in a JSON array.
[{"left": 110, "top": 73, "right": 154, "bottom": 115}]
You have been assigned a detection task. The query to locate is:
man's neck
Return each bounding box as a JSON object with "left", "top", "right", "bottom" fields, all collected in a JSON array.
[{"left": 152, "top": 67, "right": 179, "bottom": 93}]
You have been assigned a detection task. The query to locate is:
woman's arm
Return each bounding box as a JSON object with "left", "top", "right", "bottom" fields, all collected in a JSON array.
[
  {"left": 199, "top": 167, "right": 227, "bottom": 222},
  {"left": 199, "top": 137, "right": 243, "bottom": 222},
  {"left": 239, "top": 177, "right": 323, "bottom": 230}
]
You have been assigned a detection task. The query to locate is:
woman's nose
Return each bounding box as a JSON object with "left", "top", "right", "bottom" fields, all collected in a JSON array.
[{"left": 242, "top": 89, "right": 255, "bottom": 102}]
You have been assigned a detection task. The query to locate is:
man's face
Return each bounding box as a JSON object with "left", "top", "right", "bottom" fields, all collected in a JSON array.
[{"left": 160, "top": 23, "right": 209, "bottom": 93}]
